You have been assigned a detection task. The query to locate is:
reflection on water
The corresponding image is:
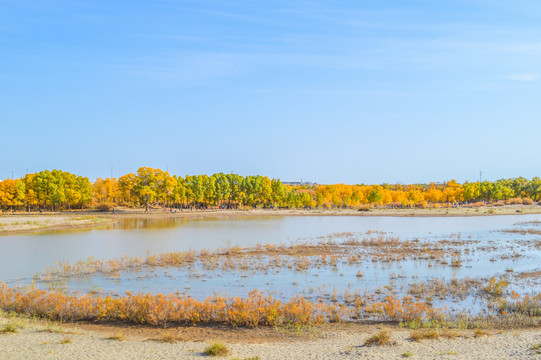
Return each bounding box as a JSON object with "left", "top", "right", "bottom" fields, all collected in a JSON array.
[{"left": 106, "top": 217, "right": 191, "bottom": 230}]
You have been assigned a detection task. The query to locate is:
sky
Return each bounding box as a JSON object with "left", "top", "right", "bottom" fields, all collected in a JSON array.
[{"left": 1, "top": 0, "right": 540, "bottom": 184}]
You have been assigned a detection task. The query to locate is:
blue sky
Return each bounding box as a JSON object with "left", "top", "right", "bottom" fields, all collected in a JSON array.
[{"left": 1, "top": 0, "right": 540, "bottom": 184}]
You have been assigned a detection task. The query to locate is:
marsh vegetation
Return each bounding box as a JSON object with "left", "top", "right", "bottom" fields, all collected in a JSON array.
[{"left": 0, "top": 215, "right": 540, "bottom": 331}]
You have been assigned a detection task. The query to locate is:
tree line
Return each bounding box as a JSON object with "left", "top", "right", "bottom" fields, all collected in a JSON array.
[{"left": 1, "top": 167, "right": 540, "bottom": 211}]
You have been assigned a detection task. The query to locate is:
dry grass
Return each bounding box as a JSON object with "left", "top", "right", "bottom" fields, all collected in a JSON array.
[
  {"left": 410, "top": 328, "right": 440, "bottom": 341},
  {"left": 498, "top": 293, "right": 541, "bottom": 317},
  {"left": 364, "top": 329, "right": 393, "bottom": 346},
  {"left": 37, "top": 232, "right": 492, "bottom": 283},
  {"left": 40, "top": 323, "right": 71, "bottom": 334},
  {"left": 437, "top": 350, "right": 458, "bottom": 356},
  {"left": 59, "top": 337, "right": 72, "bottom": 344},
  {"left": 474, "top": 329, "right": 492, "bottom": 338},
  {"left": 149, "top": 333, "right": 185, "bottom": 343},
  {"left": 0, "top": 323, "right": 18, "bottom": 334},
  {"left": 410, "top": 328, "right": 462, "bottom": 341},
  {"left": 204, "top": 342, "right": 230, "bottom": 356},
  {"left": 441, "top": 329, "right": 460, "bottom": 339},
  {"left": 106, "top": 332, "right": 127, "bottom": 341}
]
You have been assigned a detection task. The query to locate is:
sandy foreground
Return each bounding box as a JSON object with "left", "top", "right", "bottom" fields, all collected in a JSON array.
[
  {"left": 1, "top": 204, "right": 541, "bottom": 235},
  {"left": 1, "top": 314, "right": 541, "bottom": 360}
]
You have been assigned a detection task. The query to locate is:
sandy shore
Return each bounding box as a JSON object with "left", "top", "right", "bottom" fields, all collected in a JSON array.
[
  {"left": 1, "top": 314, "right": 540, "bottom": 359},
  {"left": 0, "top": 215, "right": 113, "bottom": 235},
  {"left": 1, "top": 204, "right": 540, "bottom": 235}
]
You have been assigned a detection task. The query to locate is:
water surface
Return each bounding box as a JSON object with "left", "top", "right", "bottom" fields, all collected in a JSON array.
[{"left": 2, "top": 214, "right": 540, "bottom": 287}]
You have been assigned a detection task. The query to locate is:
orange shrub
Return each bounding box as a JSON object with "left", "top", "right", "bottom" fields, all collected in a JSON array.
[
  {"left": 0, "top": 283, "right": 449, "bottom": 327},
  {"left": 0, "top": 284, "right": 332, "bottom": 328},
  {"left": 363, "top": 295, "right": 443, "bottom": 322}
]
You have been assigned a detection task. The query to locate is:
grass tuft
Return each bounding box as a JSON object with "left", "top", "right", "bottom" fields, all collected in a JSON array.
[
  {"left": 204, "top": 342, "right": 230, "bottom": 357},
  {"left": 365, "top": 329, "right": 393, "bottom": 346},
  {"left": 106, "top": 332, "right": 127, "bottom": 341},
  {"left": 441, "top": 329, "right": 460, "bottom": 339},
  {"left": 0, "top": 324, "right": 19, "bottom": 334},
  {"left": 473, "top": 329, "right": 492, "bottom": 338},
  {"left": 150, "top": 333, "right": 185, "bottom": 343},
  {"left": 410, "top": 328, "right": 440, "bottom": 342},
  {"left": 59, "top": 337, "right": 72, "bottom": 344},
  {"left": 42, "top": 324, "right": 67, "bottom": 334}
]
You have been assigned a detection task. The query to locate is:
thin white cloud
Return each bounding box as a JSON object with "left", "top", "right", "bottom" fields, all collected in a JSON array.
[{"left": 504, "top": 73, "right": 537, "bottom": 81}]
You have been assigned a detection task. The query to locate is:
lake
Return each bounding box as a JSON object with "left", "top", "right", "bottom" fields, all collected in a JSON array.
[{"left": 1, "top": 214, "right": 540, "bottom": 316}]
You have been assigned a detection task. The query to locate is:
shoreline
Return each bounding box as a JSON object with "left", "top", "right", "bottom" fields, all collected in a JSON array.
[{"left": 1, "top": 205, "right": 541, "bottom": 235}]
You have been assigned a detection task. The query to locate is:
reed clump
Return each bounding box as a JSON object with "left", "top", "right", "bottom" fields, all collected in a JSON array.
[
  {"left": 39, "top": 233, "right": 472, "bottom": 282},
  {"left": 497, "top": 293, "right": 541, "bottom": 317}
]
